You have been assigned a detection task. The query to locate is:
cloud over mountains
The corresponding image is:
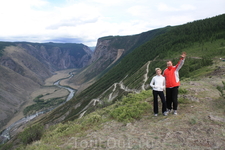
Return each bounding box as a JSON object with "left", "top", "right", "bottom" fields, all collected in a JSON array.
[{"left": 0, "top": 0, "right": 224, "bottom": 46}]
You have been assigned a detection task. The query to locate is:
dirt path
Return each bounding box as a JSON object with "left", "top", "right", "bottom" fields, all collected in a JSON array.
[{"left": 142, "top": 61, "right": 150, "bottom": 91}]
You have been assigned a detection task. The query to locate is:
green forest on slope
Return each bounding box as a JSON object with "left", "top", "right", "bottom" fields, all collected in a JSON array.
[
  {"left": 99, "top": 26, "right": 170, "bottom": 55},
  {"left": 42, "top": 14, "right": 225, "bottom": 123}
]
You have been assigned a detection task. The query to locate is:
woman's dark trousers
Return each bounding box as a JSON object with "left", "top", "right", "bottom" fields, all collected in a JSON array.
[{"left": 153, "top": 90, "right": 167, "bottom": 114}]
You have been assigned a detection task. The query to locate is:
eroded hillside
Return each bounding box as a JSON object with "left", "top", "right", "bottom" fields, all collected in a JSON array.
[{"left": 0, "top": 42, "right": 92, "bottom": 131}]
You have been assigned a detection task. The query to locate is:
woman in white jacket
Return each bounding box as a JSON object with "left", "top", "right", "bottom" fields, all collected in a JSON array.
[{"left": 150, "top": 68, "right": 167, "bottom": 116}]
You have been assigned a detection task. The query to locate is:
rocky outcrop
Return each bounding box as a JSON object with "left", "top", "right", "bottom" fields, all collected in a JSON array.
[
  {"left": 89, "top": 29, "right": 166, "bottom": 76},
  {"left": 91, "top": 39, "right": 121, "bottom": 70},
  {"left": 19, "top": 43, "right": 93, "bottom": 70},
  {"left": 69, "top": 38, "right": 126, "bottom": 85}
]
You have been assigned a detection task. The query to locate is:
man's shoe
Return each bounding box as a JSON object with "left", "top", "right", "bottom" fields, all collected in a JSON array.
[
  {"left": 154, "top": 114, "right": 158, "bottom": 117},
  {"left": 173, "top": 110, "right": 177, "bottom": 115},
  {"left": 163, "top": 112, "right": 168, "bottom": 116}
]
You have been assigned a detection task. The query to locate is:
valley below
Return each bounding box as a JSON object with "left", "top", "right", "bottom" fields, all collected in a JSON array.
[
  {"left": 0, "top": 68, "right": 79, "bottom": 144},
  {"left": 0, "top": 42, "right": 93, "bottom": 132}
]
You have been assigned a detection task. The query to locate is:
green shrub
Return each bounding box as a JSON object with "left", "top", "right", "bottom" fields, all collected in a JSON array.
[
  {"left": 217, "top": 81, "right": 225, "bottom": 98},
  {"left": 110, "top": 90, "right": 152, "bottom": 122},
  {"left": 54, "top": 123, "right": 70, "bottom": 134},
  {"left": 81, "top": 112, "right": 102, "bottom": 125},
  {"left": 18, "top": 124, "right": 44, "bottom": 145},
  {"left": 190, "top": 118, "right": 197, "bottom": 125}
]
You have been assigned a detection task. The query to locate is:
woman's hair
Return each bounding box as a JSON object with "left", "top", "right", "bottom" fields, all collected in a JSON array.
[{"left": 155, "top": 68, "right": 161, "bottom": 71}]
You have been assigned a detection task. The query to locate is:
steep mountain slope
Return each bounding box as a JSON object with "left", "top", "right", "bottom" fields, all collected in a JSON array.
[
  {"left": 0, "top": 42, "right": 92, "bottom": 130},
  {"left": 15, "top": 71, "right": 225, "bottom": 149},
  {"left": 37, "top": 14, "right": 225, "bottom": 126},
  {"left": 68, "top": 27, "right": 170, "bottom": 91}
]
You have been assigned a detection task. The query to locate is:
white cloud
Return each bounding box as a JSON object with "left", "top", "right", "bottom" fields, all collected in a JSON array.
[
  {"left": 0, "top": 0, "right": 49, "bottom": 34},
  {"left": 127, "top": 5, "right": 151, "bottom": 17},
  {"left": 158, "top": 3, "right": 175, "bottom": 11},
  {"left": 158, "top": 2, "right": 195, "bottom": 12},
  {"left": 46, "top": 3, "right": 101, "bottom": 29},
  {"left": 0, "top": 0, "right": 224, "bottom": 46},
  {"left": 91, "top": 0, "right": 122, "bottom": 5},
  {"left": 180, "top": 4, "right": 196, "bottom": 11}
]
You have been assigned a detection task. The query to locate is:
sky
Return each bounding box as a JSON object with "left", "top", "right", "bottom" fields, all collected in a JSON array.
[{"left": 0, "top": 0, "right": 224, "bottom": 47}]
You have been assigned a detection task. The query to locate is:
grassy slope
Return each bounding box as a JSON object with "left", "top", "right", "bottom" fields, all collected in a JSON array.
[{"left": 12, "top": 60, "right": 225, "bottom": 149}]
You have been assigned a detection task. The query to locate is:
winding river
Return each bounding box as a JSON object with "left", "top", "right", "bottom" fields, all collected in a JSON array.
[{"left": 0, "top": 72, "right": 76, "bottom": 144}]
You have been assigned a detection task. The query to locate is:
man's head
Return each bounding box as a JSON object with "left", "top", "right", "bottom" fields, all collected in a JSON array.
[{"left": 167, "top": 60, "right": 173, "bottom": 67}]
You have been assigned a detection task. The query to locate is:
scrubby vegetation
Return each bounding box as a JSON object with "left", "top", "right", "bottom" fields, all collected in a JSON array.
[
  {"left": 110, "top": 90, "right": 152, "bottom": 122},
  {"left": 18, "top": 124, "right": 44, "bottom": 145}
]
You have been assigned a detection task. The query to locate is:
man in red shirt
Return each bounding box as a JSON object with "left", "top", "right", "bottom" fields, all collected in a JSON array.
[{"left": 163, "top": 52, "right": 186, "bottom": 115}]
